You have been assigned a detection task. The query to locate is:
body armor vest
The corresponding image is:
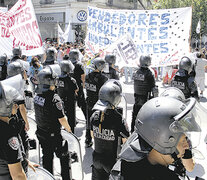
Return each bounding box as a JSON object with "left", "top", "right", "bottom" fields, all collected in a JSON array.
[
  {"left": 133, "top": 67, "right": 154, "bottom": 96},
  {"left": 85, "top": 72, "right": 108, "bottom": 106},
  {"left": 34, "top": 92, "right": 61, "bottom": 133},
  {"left": 171, "top": 70, "right": 190, "bottom": 98}
]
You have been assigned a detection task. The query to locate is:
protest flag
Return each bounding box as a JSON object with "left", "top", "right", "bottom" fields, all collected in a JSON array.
[{"left": 196, "top": 19, "right": 201, "bottom": 34}]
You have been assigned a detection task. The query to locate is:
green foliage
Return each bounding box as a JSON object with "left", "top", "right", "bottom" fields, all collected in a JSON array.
[{"left": 152, "top": 0, "right": 207, "bottom": 38}]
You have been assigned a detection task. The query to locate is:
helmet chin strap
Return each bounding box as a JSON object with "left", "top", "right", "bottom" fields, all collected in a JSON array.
[{"left": 171, "top": 152, "right": 186, "bottom": 178}]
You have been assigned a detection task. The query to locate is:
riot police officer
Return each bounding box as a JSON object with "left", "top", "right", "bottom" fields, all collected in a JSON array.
[
  {"left": 34, "top": 66, "right": 72, "bottom": 180},
  {"left": 85, "top": 57, "right": 108, "bottom": 147},
  {"left": 10, "top": 46, "right": 22, "bottom": 62},
  {"left": 0, "top": 77, "right": 38, "bottom": 179},
  {"left": 131, "top": 55, "right": 158, "bottom": 133},
  {"left": 43, "top": 47, "right": 57, "bottom": 66},
  {"left": 91, "top": 79, "right": 129, "bottom": 180},
  {"left": 103, "top": 54, "right": 119, "bottom": 80},
  {"left": 0, "top": 54, "right": 8, "bottom": 80},
  {"left": 171, "top": 56, "right": 199, "bottom": 100},
  {"left": 69, "top": 49, "right": 87, "bottom": 122},
  {"left": 6, "top": 63, "right": 31, "bottom": 163},
  {"left": 9, "top": 47, "right": 29, "bottom": 85},
  {"left": 57, "top": 60, "right": 79, "bottom": 133},
  {"left": 110, "top": 96, "right": 204, "bottom": 180}
]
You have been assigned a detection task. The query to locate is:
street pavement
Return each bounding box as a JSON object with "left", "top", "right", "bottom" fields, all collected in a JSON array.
[{"left": 27, "top": 73, "right": 207, "bottom": 180}]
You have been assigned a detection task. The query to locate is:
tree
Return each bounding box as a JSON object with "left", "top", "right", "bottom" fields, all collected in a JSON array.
[{"left": 152, "top": 0, "right": 207, "bottom": 39}]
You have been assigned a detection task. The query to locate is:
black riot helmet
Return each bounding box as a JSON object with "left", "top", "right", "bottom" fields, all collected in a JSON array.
[
  {"left": 92, "top": 58, "right": 106, "bottom": 72},
  {"left": 12, "top": 47, "right": 22, "bottom": 57},
  {"left": 44, "top": 47, "right": 56, "bottom": 65},
  {"left": 104, "top": 54, "right": 116, "bottom": 66},
  {"left": 179, "top": 56, "right": 193, "bottom": 74},
  {"left": 139, "top": 55, "right": 151, "bottom": 68},
  {"left": 36, "top": 65, "right": 60, "bottom": 93},
  {"left": 160, "top": 87, "right": 185, "bottom": 101},
  {"left": 135, "top": 97, "right": 202, "bottom": 155},
  {"left": 69, "top": 50, "right": 79, "bottom": 64},
  {"left": 93, "top": 79, "right": 122, "bottom": 111},
  {"left": 0, "top": 54, "right": 8, "bottom": 66},
  {"left": 59, "top": 60, "right": 74, "bottom": 74},
  {"left": 7, "top": 61, "right": 24, "bottom": 78}
]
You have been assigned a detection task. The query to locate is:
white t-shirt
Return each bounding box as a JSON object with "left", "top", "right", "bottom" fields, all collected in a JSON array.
[{"left": 195, "top": 58, "right": 207, "bottom": 77}]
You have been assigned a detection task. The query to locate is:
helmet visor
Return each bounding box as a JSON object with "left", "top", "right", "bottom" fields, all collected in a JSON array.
[
  {"left": 170, "top": 98, "right": 202, "bottom": 133},
  {"left": 170, "top": 98, "right": 207, "bottom": 149}
]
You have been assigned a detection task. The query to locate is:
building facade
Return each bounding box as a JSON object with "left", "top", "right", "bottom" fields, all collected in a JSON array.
[{"left": 1, "top": 0, "right": 152, "bottom": 43}]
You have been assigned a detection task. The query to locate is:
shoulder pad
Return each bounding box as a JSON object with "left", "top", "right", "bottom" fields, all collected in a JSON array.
[
  {"left": 91, "top": 110, "right": 101, "bottom": 121},
  {"left": 119, "top": 132, "right": 148, "bottom": 162},
  {"left": 71, "top": 77, "right": 77, "bottom": 84},
  {"left": 53, "top": 94, "right": 62, "bottom": 102},
  {"left": 188, "top": 77, "right": 197, "bottom": 92},
  {"left": 176, "top": 69, "right": 186, "bottom": 77}
]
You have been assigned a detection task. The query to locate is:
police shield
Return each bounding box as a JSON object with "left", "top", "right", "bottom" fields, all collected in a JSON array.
[
  {"left": 24, "top": 80, "right": 34, "bottom": 110},
  {"left": 27, "top": 117, "right": 83, "bottom": 180},
  {"left": 27, "top": 167, "right": 55, "bottom": 180},
  {"left": 61, "top": 129, "right": 84, "bottom": 180}
]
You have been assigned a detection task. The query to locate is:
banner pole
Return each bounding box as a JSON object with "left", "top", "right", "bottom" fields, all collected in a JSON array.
[{"left": 189, "top": 6, "right": 193, "bottom": 52}]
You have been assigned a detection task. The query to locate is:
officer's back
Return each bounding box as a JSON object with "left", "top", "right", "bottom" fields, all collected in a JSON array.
[{"left": 171, "top": 56, "right": 198, "bottom": 99}]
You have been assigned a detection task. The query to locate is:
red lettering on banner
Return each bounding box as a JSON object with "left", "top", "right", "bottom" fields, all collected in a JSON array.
[
  {"left": 11, "top": 7, "right": 32, "bottom": 26},
  {"left": 25, "top": 7, "right": 32, "bottom": 21},
  {"left": 32, "top": 21, "right": 43, "bottom": 47},
  {"left": 11, "top": 20, "right": 42, "bottom": 50},
  {"left": 1, "top": 27, "right": 10, "bottom": 38},
  {"left": 16, "top": 0, "right": 27, "bottom": 11}
]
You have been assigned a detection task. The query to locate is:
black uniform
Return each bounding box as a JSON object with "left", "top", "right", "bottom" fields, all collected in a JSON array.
[
  {"left": 34, "top": 90, "right": 71, "bottom": 180},
  {"left": 0, "top": 64, "right": 7, "bottom": 80},
  {"left": 103, "top": 66, "right": 119, "bottom": 80},
  {"left": 119, "top": 157, "right": 180, "bottom": 180},
  {"left": 91, "top": 109, "right": 129, "bottom": 180},
  {"left": 85, "top": 71, "right": 108, "bottom": 144},
  {"left": 131, "top": 67, "right": 156, "bottom": 132},
  {"left": 10, "top": 56, "right": 21, "bottom": 63},
  {"left": 171, "top": 69, "right": 199, "bottom": 100},
  {"left": 57, "top": 75, "right": 78, "bottom": 133},
  {"left": 71, "top": 60, "right": 87, "bottom": 120},
  {"left": 0, "top": 118, "right": 25, "bottom": 180}
]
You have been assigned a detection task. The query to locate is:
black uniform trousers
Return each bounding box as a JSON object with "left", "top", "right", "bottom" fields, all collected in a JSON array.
[
  {"left": 85, "top": 100, "right": 95, "bottom": 143},
  {"left": 64, "top": 98, "right": 76, "bottom": 133},
  {"left": 77, "top": 87, "right": 87, "bottom": 121},
  {"left": 92, "top": 151, "right": 117, "bottom": 180},
  {"left": 131, "top": 94, "right": 148, "bottom": 133},
  {"left": 36, "top": 129, "right": 72, "bottom": 180}
]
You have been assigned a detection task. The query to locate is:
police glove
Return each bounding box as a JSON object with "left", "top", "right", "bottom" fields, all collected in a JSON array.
[
  {"left": 25, "top": 80, "right": 29, "bottom": 85},
  {"left": 182, "top": 149, "right": 193, "bottom": 159}
]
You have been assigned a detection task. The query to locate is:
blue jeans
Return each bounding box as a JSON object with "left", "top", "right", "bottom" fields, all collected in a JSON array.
[{"left": 124, "top": 67, "right": 133, "bottom": 82}]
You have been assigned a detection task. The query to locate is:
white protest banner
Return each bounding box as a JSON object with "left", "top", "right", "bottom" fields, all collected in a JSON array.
[
  {"left": 58, "top": 24, "right": 65, "bottom": 44},
  {"left": 0, "top": 0, "right": 44, "bottom": 56},
  {"left": 85, "top": 6, "right": 192, "bottom": 67},
  {"left": 0, "top": 7, "right": 8, "bottom": 12},
  {"left": 63, "top": 22, "right": 70, "bottom": 43}
]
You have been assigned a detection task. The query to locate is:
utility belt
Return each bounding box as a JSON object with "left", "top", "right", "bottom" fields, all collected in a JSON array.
[
  {"left": 36, "top": 126, "right": 61, "bottom": 139},
  {"left": 93, "top": 150, "right": 116, "bottom": 159},
  {"left": 134, "top": 94, "right": 148, "bottom": 105}
]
